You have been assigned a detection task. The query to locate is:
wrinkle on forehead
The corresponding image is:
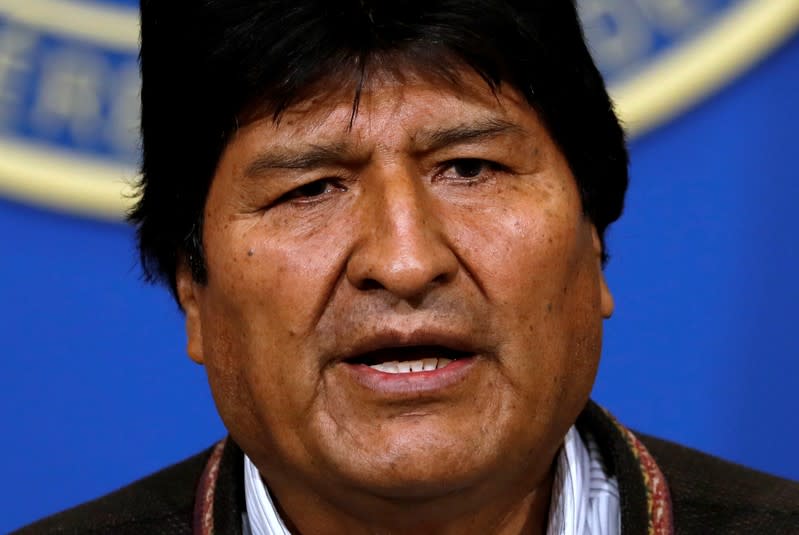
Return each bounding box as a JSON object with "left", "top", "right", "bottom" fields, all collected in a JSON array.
[
  {"left": 234, "top": 70, "right": 534, "bottom": 155},
  {"left": 236, "top": 51, "right": 529, "bottom": 134}
]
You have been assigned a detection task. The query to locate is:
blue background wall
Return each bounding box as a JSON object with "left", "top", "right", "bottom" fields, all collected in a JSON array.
[{"left": 2, "top": 3, "right": 798, "bottom": 532}]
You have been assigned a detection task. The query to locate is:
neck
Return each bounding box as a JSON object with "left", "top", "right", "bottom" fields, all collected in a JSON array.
[{"left": 262, "top": 463, "right": 555, "bottom": 535}]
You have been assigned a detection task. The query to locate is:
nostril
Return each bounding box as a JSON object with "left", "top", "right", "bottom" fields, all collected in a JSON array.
[
  {"left": 348, "top": 258, "right": 458, "bottom": 299},
  {"left": 432, "top": 272, "right": 453, "bottom": 285},
  {"left": 358, "top": 278, "right": 384, "bottom": 291}
]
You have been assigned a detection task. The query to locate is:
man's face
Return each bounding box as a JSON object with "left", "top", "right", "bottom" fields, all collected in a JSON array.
[{"left": 178, "top": 69, "right": 613, "bottom": 507}]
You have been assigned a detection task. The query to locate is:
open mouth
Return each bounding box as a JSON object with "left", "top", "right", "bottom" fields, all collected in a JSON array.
[{"left": 345, "top": 345, "right": 472, "bottom": 374}]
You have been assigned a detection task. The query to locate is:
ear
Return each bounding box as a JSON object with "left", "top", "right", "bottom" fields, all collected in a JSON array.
[
  {"left": 176, "top": 257, "right": 206, "bottom": 364},
  {"left": 591, "top": 227, "right": 615, "bottom": 319}
]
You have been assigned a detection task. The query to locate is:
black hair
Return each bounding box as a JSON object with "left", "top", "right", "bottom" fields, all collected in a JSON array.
[{"left": 132, "top": 0, "right": 628, "bottom": 300}]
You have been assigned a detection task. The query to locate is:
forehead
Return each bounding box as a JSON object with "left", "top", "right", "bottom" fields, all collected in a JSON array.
[{"left": 234, "top": 67, "right": 542, "bottom": 149}]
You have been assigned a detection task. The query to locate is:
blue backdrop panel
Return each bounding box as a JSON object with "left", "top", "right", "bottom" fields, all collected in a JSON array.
[
  {"left": 598, "top": 30, "right": 799, "bottom": 477},
  {"left": 1, "top": 3, "right": 798, "bottom": 533}
]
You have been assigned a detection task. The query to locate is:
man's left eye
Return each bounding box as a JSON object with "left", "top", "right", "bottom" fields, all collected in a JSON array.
[
  {"left": 439, "top": 159, "right": 501, "bottom": 181},
  {"left": 278, "top": 179, "right": 343, "bottom": 204}
]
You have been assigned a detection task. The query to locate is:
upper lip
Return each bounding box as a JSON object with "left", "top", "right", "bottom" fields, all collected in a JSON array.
[{"left": 335, "top": 328, "right": 481, "bottom": 364}]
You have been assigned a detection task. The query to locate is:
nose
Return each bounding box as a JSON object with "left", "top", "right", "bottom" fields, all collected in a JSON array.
[{"left": 346, "top": 169, "right": 459, "bottom": 303}]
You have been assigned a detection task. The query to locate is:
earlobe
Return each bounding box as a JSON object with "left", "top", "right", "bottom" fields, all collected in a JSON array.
[
  {"left": 176, "top": 258, "right": 205, "bottom": 364},
  {"left": 599, "top": 272, "right": 614, "bottom": 319},
  {"left": 591, "top": 227, "right": 615, "bottom": 319}
]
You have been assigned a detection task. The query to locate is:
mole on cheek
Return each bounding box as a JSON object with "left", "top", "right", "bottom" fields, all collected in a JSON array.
[{"left": 247, "top": 248, "right": 255, "bottom": 257}]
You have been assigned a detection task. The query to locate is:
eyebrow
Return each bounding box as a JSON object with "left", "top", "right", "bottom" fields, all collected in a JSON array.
[
  {"left": 243, "top": 117, "right": 525, "bottom": 177},
  {"left": 412, "top": 118, "right": 526, "bottom": 154},
  {"left": 244, "top": 142, "right": 356, "bottom": 177}
]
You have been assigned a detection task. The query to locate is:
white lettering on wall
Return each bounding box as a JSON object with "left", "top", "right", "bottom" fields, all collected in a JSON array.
[
  {"left": 578, "top": 0, "right": 721, "bottom": 76},
  {"left": 0, "top": 25, "right": 36, "bottom": 125},
  {"left": 579, "top": 0, "right": 653, "bottom": 72},
  {"left": 30, "top": 47, "right": 109, "bottom": 145},
  {"left": 634, "top": 0, "right": 710, "bottom": 33},
  {"left": 105, "top": 61, "right": 139, "bottom": 158}
]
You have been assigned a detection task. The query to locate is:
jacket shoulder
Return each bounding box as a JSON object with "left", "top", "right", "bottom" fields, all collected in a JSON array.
[
  {"left": 639, "top": 434, "right": 799, "bottom": 533},
  {"left": 12, "top": 446, "right": 215, "bottom": 535}
]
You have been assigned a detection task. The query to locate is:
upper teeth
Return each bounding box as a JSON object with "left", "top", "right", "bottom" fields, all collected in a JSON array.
[{"left": 370, "top": 358, "right": 453, "bottom": 374}]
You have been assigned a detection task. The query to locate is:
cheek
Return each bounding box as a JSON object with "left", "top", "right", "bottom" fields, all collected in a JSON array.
[
  {"left": 448, "top": 191, "right": 602, "bottom": 399},
  {"left": 450, "top": 194, "right": 585, "bottom": 310},
  {"left": 195, "top": 220, "right": 344, "bottom": 442},
  {"left": 196, "top": 272, "right": 323, "bottom": 466},
  {"left": 202, "top": 211, "right": 347, "bottom": 335}
]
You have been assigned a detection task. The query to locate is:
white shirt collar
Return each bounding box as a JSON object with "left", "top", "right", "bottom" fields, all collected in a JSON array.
[
  {"left": 243, "top": 426, "right": 619, "bottom": 535},
  {"left": 243, "top": 454, "right": 291, "bottom": 535},
  {"left": 546, "top": 427, "right": 620, "bottom": 535}
]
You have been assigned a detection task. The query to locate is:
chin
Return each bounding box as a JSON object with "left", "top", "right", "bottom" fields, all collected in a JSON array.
[
  {"left": 346, "top": 462, "right": 488, "bottom": 501},
  {"left": 325, "top": 429, "right": 514, "bottom": 500}
]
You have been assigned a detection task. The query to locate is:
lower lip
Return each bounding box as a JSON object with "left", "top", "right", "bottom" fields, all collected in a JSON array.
[{"left": 340, "top": 357, "right": 478, "bottom": 396}]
